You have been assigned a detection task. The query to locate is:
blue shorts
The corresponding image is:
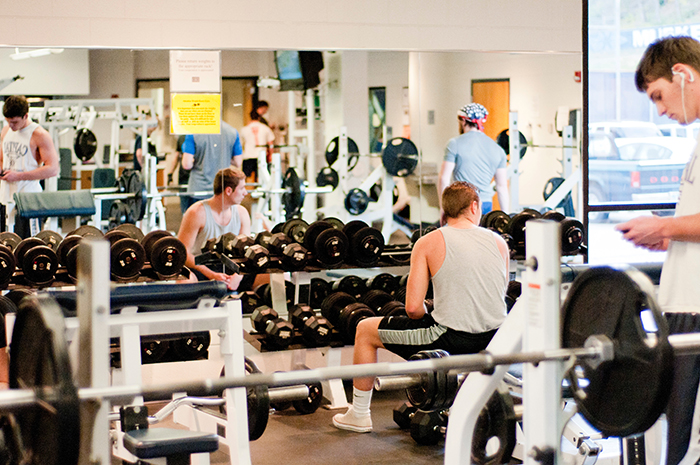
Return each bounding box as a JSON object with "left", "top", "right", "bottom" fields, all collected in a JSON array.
[{"left": 377, "top": 313, "right": 497, "bottom": 360}]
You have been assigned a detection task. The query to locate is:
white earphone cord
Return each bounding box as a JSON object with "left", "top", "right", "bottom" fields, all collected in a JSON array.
[{"left": 681, "top": 74, "right": 689, "bottom": 125}]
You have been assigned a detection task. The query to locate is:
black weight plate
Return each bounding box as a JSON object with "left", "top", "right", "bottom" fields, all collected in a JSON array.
[
  {"left": 141, "top": 230, "right": 173, "bottom": 259},
  {"left": 9, "top": 295, "right": 80, "bottom": 465},
  {"left": 320, "top": 291, "right": 356, "bottom": 326},
  {"left": 561, "top": 266, "right": 673, "bottom": 437},
  {"left": 325, "top": 136, "right": 360, "bottom": 169},
  {"left": 0, "top": 295, "right": 17, "bottom": 316},
  {"left": 406, "top": 351, "right": 438, "bottom": 411},
  {"left": 116, "top": 223, "right": 145, "bottom": 242},
  {"left": 430, "top": 349, "right": 450, "bottom": 411},
  {"left": 323, "top": 217, "right": 345, "bottom": 231},
  {"left": 360, "top": 289, "right": 395, "bottom": 314},
  {"left": 127, "top": 170, "right": 147, "bottom": 221},
  {"left": 109, "top": 200, "right": 132, "bottom": 226},
  {"left": 332, "top": 275, "right": 368, "bottom": 300},
  {"left": 507, "top": 210, "right": 541, "bottom": 255},
  {"left": 282, "top": 218, "right": 309, "bottom": 244},
  {"left": 561, "top": 218, "right": 585, "bottom": 255},
  {"left": 104, "top": 229, "right": 131, "bottom": 246},
  {"left": 150, "top": 236, "right": 187, "bottom": 277},
  {"left": 141, "top": 339, "right": 170, "bottom": 364},
  {"left": 344, "top": 188, "right": 370, "bottom": 216},
  {"left": 0, "top": 232, "right": 20, "bottom": 251},
  {"left": 367, "top": 273, "right": 399, "bottom": 294},
  {"left": 351, "top": 227, "right": 385, "bottom": 267},
  {"left": 65, "top": 246, "right": 79, "bottom": 279},
  {"left": 56, "top": 235, "right": 82, "bottom": 266},
  {"left": 302, "top": 220, "right": 333, "bottom": 252},
  {"left": 271, "top": 222, "right": 285, "bottom": 234},
  {"left": 13, "top": 237, "right": 44, "bottom": 267},
  {"left": 282, "top": 168, "right": 305, "bottom": 218},
  {"left": 70, "top": 225, "right": 104, "bottom": 239},
  {"left": 380, "top": 300, "right": 407, "bottom": 318},
  {"left": 495, "top": 128, "right": 528, "bottom": 159},
  {"left": 0, "top": 246, "right": 15, "bottom": 286},
  {"left": 542, "top": 210, "right": 566, "bottom": 222},
  {"left": 316, "top": 166, "right": 339, "bottom": 190},
  {"left": 342, "top": 220, "right": 369, "bottom": 241},
  {"left": 382, "top": 137, "right": 418, "bottom": 177},
  {"left": 480, "top": 210, "right": 512, "bottom": 235},
  {"left": 314, "top": 228, "right": 348, "bottom": 267},
  {"left": 73, "top": 127, "right": 98, "bottom": 162},
  {"left": 35, "top": 230, "right": 63, "bottom": 251},
  {"left": 338, "top": 302, "right": 376, "bottom": 345},
  {"left": 22, "top": 245, "right": 58, "bottom": 286},
  {"left": 111, "top": 238, "right": 146, "bottom": 280},
  {"left": 309, "top": 278, "right": 332, "bottom": 309},
  {"left": 171, "top": 331, "right": 211, "bottom": 360},
  {"left": 241, "top": 358, "right": 270, "bottom": 441},
  {"left": 472, "top": 388, "right": 517, "bottom": 465},
  {"left": 293, "top": 381, "right": 324, "bottom": 414}
]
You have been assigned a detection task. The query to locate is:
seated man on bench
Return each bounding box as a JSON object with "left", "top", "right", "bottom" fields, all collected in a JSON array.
[
  {"left": 333, "top": 181, "right": 510, "bottom": 433},
  {"left": 177, "top": 167, "right": 251, "bottom": 291}
]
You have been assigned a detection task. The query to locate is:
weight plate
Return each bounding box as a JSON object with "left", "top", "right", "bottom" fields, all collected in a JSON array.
[
  {"left": 342, "top": 220, "right": 369, "bottom": 241},
  {"left": 110, "top": 238, "right": 146, "bottom": 280},
  {"left": 309, "top": 278, "right": 332, "bottom": 309},
  {"left": 9, "top": 295, "right": 80, "bottom": 465},
  {"left": 126, "top": 171, "right": 147, "bottom": 221},
  {"left": 406, "top": 351, "right": 438, "bottom": 411},
  {"left": 22, "top": 245, "right": 58, "bottom": 286},
  {"left": 239, "top": 358, "right": 270, "bottom": 441},
  {"left": 332, "top": 275, "right": 368, "bottom": 300},
  {"left": 73, "top": 127, "right": 98, "bottom": 162},
  {"left": 495, "top": 129, "right": 528, "bottom": 159},
  {"left": 561, "top": 266, "right": 673, "bottom": 437},
  {"left": 141, "top": 339, "right": 170, "bottom": 364},
  {"left": 35, "top": 230, "right": 63, "bottom": 251},
  {"left": 293, "top": 381, "right": 324, "bottom": 415},
  {"left": 13, "top": 237, "right": 44, "bottom": 267},
  {"left": 282, "top": 218, "right": 309, "bottom": 245},
  {"left": 338, "top": 302, "right": 375, "bottom": 345},
  {"left": 541, "top": 210, "right": 566, "bottom": 222},
  {"left": 109, "top": 200, "right": 132, "bottom": 226},
  {"left": 472, "top": 387, "right": 517, "bottom": 465},
  {"left": 70, "top": 225, "right": 104, "bottom": 239},
  {"left": 320, "top": 291, "right": 356, "bottom": 326},
  {"left": 351, "top": 227, "right": 385, "bottom": 267},
  {"left": 367, "top": 273, "right": 399, "bottom": 294},
  {"left": 271, "top": 222, "right": 285, "bottom": 234},
  {"left": 382, "top": 137, "right": 418, "bottom": 177},
  {"left": 314, "top": 228, "right": 348, "bottom": 267},
  {"left": 380, "top": 300, "right": 407, "bottom": 318},
  {"left": 507, "top": 210, "right": 541, "bottom": 257},
  {"left": 561, "top": 218, "right": 585, "bottom": 255},
  {"left": 480, "top": 210, "right": 512, "bottom": 235},
  {"left": 56, "top": 235, "right": 82, "bottom": 266},
  {"left": 141, "top": 230, "right": 173, "bottom": 259},
  {"left": 302, "top": 221, "right": 333, "bottom": 252},
  {"left": 104, "top": 229, "right": 131, "bottom": 246},
  {"left": 323, "top": 217, "right": 345, "bottom": 231},
  {"left": 325, "top": 136, "right": 360, "bottom": 170},
  {"left": 344, "top": 188, "right": 370, "bottom": 215},
  {"left": 65, "top": 245, "right": 79, "bottom": 279},
  {"left": 150, "top": 236, "right": 187, "bottom": 277},
  {"left": 0, "top": 245, "right": 16, "bottom": 286},
  {"left": 116, "top": 223, "right": 145, "bottom": 242},
  {"left": 316, "top": 166, "right": 339, "bottom": 190},
  {"left": 360, "top": 289, "right": 395, "bottom": 314},
  {"left": 282, "top": 168, "right": 305, "bottom": 219},
  {"left": 0, "top": 232, "right": 21, "bottom": 251}
]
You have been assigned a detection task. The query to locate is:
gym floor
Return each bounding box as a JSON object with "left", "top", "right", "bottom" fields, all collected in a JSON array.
[{"left": 116, "top": 382, "right": 444, "bottom": 465}]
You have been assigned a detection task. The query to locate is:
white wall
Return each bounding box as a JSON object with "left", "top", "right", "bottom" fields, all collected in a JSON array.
[
  {"left": 0, "top": 48, "right": 89, "bottom": 96},
  {"left": 0, "top": 0, "right": 582, "bottom": 54},
  {"left": 368, "top": 52, "right": 409, "bottom": 142}
]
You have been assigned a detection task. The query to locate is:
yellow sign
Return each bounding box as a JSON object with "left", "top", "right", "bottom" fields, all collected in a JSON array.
[{"left": 170, "top": 93, "right": 221, "bottom": 134}]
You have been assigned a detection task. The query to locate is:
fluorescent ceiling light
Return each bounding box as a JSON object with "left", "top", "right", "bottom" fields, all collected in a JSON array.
[{"left": 10, "top": 48, "right": 64, "bottom": 60}]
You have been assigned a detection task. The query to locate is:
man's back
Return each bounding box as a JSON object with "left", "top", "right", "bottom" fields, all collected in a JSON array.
[
  {"left": 187, "top": 122, "right": 241, "bottom": 193},
  {"left": 445, "top": 131, "right": 507, "bottom": 197}
]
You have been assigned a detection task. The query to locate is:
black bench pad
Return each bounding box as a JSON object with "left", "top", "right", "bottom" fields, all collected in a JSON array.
[
  {"left": 123, "top": 428, "right": 219, "bottom": 459},
  {"left": 14, "top": 190, "right": 96, "bottom": 218}
]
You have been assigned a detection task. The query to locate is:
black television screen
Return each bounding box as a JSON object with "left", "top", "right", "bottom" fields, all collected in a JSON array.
[{"left": 275, "top": 51, "right": 324, "bottom": 91}]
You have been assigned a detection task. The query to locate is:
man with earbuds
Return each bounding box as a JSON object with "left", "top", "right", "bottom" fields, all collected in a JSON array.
[{"left": 616, "top": 36, "right": 700, "bottom": 465}]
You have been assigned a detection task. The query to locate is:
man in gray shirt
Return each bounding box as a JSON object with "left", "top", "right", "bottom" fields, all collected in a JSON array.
[
  {"left": 438, "top": 103, "right": 509, "bottom": 216},
  {"left": 332, "top": 181, "right": 509, "bottom": 433}
]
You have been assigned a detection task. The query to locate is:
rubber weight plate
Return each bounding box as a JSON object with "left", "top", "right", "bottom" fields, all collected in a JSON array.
[
  {"left": 244, "top": 359, "right": 270, "bottom": 441},
  {"left": 507, "top": 209, "right": 541, "bottom": 256},
  {"left": 141, "top": 230, "right": 173, "bottom": 259},
  {"left": 496, "top": 129, "right": 528, "bottom": 159},
  {"left": 367, "top": 273, "right": 399, "bottom": 294},
  {"left": 561, "top": 218, "right": 585, "bottom": 255},
  {"left": 22, "top": 245, "right": 58, "bottom": 286},
  {"left": 309, "top": 278, "right": 332, "bottom": 309},
  {"left": 325, "top": 136, "right": 360, "bottom": 170},
  {"left": 382, "top": 137, "right": 418, "bottom": 177},
  {"left": 561, "top": 266, "right": 673, "bottom": 437},
  {"left": 9, "top": 296, "right": 79, "bottom": 465},
  {"left": 471, "top": 387, "right": 517, "bottom": 465},
  {"left": 406, "top": 350, "right": 440, "bottom": 411},
  {"left": 344, "top": 188, "right": 370, "bottom": 215},
  {"left": 314, "top": 228, "right": 348, "bottom": 267},
  {"left": 0, "top": 232, "right": 20, "bottom": 251},
  {"left": 0, "top": 245, "right": 15, "bottom": 286},
  {"left": 323, "top": 217, "right": 345, "bottom": 231},
  {"left": 104, "top": 229, "right": 131, "bottom": 246},
  {"left": 73, "top": 127, "right": 97, "bottom": 162},
  {"left": 281, "top": 168, "right": 305, "bottom": 219},
  {"left": 333, "top": 275, "right": 368, "bottom": 300},
  {"left": 480, "top": 210, "right": 511, "bottom": 235},
  {"left": 337, "top": 302, "right": 376, "bottom": 345},
  {"left": 291, "top": 365, "right": 324, "bottom": 414},
  {"left": 303, "top": 221, "right": 333, "bottom": 252},
  {"left": 320, "top": 291, "right": 357, "bottom": 326},
  {"left": 70, "top": 225, "right": 104, "bottom": 238},
  {"left": 282, "top": 218, "right": 309, "bottom": 244},
  {"left": 127, "top": 170, "right": 147, "bottom": 221},
  {"left": 171, "top": 331, "right": 211, "bottom": 360},
  {"left": 350, "top": 227, "right": 385, "bottom": 267},
  {"left": 542, "top": 210, "right": 566, "bottom": 222},
  {"left": 150, "top": 236, "right": 187, "bottom": 277},
  {"left": 361, "top": 289, "right": 395, "bottom": 314},
  {"left": 316, "top": 166, "right": 339, "bottom": 190},
  {"left": 35, "top": 230, "right": 63, "bottom": 252},
  {"left": 56, "top": 235, "right": 82, "bottom": 266},
  {"left": 116, "top": 223, "right": 145, "bottom": 242},
  {"left": 111, "top": 238, "right": 146, "bottom": 280},
  {"left": 13, "top": 237, "right": 44, "bottom": 266}
]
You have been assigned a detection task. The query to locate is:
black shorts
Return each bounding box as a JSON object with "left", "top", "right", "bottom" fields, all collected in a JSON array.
[{"left": 377, "top": 313, "right": 497, "bottom": 360}]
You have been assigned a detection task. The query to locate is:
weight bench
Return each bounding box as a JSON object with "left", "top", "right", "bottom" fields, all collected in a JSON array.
[{"left": 13, "top": 190, "right": 96, "bottom": 234}]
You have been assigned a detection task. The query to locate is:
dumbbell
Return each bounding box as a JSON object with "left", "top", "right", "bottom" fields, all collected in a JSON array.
[
  {"left": 332, "top": 275, "right": 368, "bottom": 300},
  {"left": 378, "top": 300, "right": 407, "bottom": 318},
  {"left": 35, "top": 230, "right": 63, "bottom": 252},
  {"left": 411, "top": 410, "right": 448, "bottom": 445},
  {"left": 393, "top": 401, "right": 419, "bottom": 429},
  {"left": 410, "top": 225, "right": 438, "bottom": 244},
  {"left": 361, "top": 289, "right": 396, "bottom": 314},
  {"left": 342, "top": 220, "right": 385, "bottom": 267},
  {"left": 171, "top": 331, "right": 211, "bottom": 361},
  {"left": 303, "top": 220, "right": 349, "bottom": 267},
  {"left": 281, "top": 218, "right": 309, "bottom": 244},
  {"left": 141, "top": 230, "right": 188, "bottom": 278},
  {"left": 220, "top": 233, "right": 271, "bottom": 273},
  {"left": 366, "top": 273, "right": 399, "bottom": 294},
  {"left": 266, "top": 232, "right": 309, "bottom": 270},
  {"left": 288, "top": 304, "right": 333, "bottom": 347},
  {"left": 507, "top": 209, "right": 542, "bottom": 258},
  {"left": 309, "top": 278, "right": 332, "bottom": 309},
  {"left": 539, "top": 211, "right": 585, "bottom": 255},
  {"left": 0, "top": 233, "right": 18, "bottom": 288},
  {"left": 253, "top": 281, "right": 295, "bottom": 308},
  {"left": 320, "top": 291, "right": 357, "bottom": 326},
  {"left": 111, "top": 236, "right": 147, "bottom": 282},
  {"left": 115, "top": 223, "right": 145, "bottom": 242},
  {"left": 13, "top": 237, "right": 59, "bottom": 286},
  {"left": 336, "top": 302, "right": 377, "bottom": 345},
  {"left": 141, "top": 338, "right": 171, "bottom": 364},
  {"left": 480, "top": 210, "right": 512, "bottom": 235},
  {"left": 506, "top": 281, "right": 522, "bottom": 312},
  {"left": 251, "top": 305, "right": 295, "bottom": 349}
]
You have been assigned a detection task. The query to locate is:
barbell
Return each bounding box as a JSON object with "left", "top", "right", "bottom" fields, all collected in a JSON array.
[{"left": 4, "top": 266, "right": 700, "bottom": 464}]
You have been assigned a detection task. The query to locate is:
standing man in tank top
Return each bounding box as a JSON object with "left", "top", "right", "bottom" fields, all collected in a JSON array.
[
  {"left": 0, "top": 95, "right": 59, "bottom": 237},
  {"left": 333, "top": 181, "right": 509, "bottom": 433},
  {"left": 177, "top": 167, "right": 251, "bottom": 290}
]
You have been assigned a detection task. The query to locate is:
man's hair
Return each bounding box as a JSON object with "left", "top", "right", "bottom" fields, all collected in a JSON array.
[
  {"left": 442, "top": 181, "right": 480, "bottom": 219},
  {"left": 249, "top": 109, "right": 261, "bottom": 121},
  {"left": 635, "top": 36, "right": 700, "bottom": 92},
  {"left": 213, "top": 167, "right": 246, "bottom": 195},
  {"left": 255, "top": 101, "right": 269, "bottom": 111},
  {"left": 2, "top": 95, "right": 29, "bottom": 118}
]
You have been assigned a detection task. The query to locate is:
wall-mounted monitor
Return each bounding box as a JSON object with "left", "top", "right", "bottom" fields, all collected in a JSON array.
[{"left": 274, "top": 51, "right": 324, "bottom": 92}]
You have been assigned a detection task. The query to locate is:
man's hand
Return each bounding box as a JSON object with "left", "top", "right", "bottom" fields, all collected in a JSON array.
[
  {"left": 212, "top": 272, "right": 243, "bottom": 291},
  {"left": 615, "top": 216, "right": 667, "bottom": 249},
  {"left": 0, "top": 170, "right": 22, "bottom": 182}
]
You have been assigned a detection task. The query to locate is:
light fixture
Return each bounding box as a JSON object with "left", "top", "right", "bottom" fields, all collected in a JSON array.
[{"left": 9, "top": 47, "right": 64, "bottom": 61}]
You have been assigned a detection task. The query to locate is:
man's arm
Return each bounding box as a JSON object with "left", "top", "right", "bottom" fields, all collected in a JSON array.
[
  {"left": 617, "top": 213, "right": 700, "bottom": 249},
  {"left": 405, "top": 232, "right": 443, "bottom": 318},
  {"left": 2, "top": 128, "right": 59, "bottom": 182},
  {"left": 392, "top": 177, "right": 411, "bottom": 214},
  {"left": 237, "top": 205, "right": 251, "bottom": 236},
  {"left": 181, "top": 135, "right": 195, "bottom": 170},
  {"left": 438, "top": 161, "right": 455, "bottom": 211},
  {"left": 493, "top": 232, "right": 510, "bottom": 269},
  {"left": 494, "top": 167, "right": 509, "bottom": 213},
  {"left": 231, "top": 134, "right": 243, "bottom": 169}
]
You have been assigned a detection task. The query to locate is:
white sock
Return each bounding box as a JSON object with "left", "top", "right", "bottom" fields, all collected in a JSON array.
[{"left": 352, "top": 387, "right": 373, "bottom": 416}]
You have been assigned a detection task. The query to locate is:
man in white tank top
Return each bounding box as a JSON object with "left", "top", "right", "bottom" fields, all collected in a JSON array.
[
  {"left": 616, "top": 37, "right": 700, "bottom": 465},
  {"left": 333, "top": 181, "right": 509, "bottom": 433},
  {"left": 178, "top": 167, "right": 251, "bottom": 291},
  {"left": 0, "top": 95, "right": 59, "bottom": 237}
]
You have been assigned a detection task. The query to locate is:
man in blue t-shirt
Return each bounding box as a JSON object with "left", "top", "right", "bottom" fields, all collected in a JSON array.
[
  {"left": 438, "top": 103, "right": 509, "bottom": 217},
  {"left": 181, "top": 121, "right": 243, "bottom": 212}
]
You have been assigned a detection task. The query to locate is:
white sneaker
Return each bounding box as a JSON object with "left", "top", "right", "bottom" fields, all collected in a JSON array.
[{"left": 332, "top": 406, "right": 373, "bottom": 433}]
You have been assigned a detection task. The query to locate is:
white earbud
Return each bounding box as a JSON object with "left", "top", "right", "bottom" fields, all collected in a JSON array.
[{"left": 673, "top": 69, "right": 695, "bottom": 82}]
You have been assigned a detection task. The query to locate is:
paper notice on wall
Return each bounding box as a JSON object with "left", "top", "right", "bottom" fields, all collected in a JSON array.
[
  {"left": 169, "top": 50, "right": 221, "bottom": 93},
  {"left": 170, "top": 93, "right": 221, "bottom": 134}
]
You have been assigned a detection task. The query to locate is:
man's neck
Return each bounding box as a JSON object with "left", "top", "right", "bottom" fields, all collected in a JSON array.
[
  {"left": 208, "top": 195, "right": 232, "bottom": 212},
  {"left": 446, "top": 215, "right": 477, "bottom": 228}
]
